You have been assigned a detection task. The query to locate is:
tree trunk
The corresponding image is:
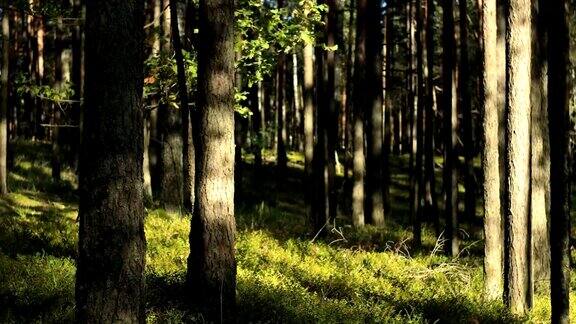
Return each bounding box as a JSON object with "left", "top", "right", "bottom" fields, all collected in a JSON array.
[
  {"left": 303, "top": 43, "right": 315, "bottom": 219},
  {"left": 481, "top": 0, "right": 503, "bottom": 301},
  {"left": 0, "top": 11, "right": 8, "bottom": 195},
  {"left": 170, "top": 0, "right": 194, "bottom": 213},
  {"left": 76, "top": 0, "right": 146, "bottom": 321},
  {"left": 442, "top": 0, "right": 459, "bottom": 257},
  {"left": 424, "top": 0, "right": 439, "bottom": 235},
  {"left": 326, "top": 0, "right": 338, "bottom": 224},
  {"left": 459, "top": 0, "right": 475, "bottom": 223},
  {"left": 352, "top": 0, "right": 367, "bottom": 227},
  {"left": 414, "top": 0, "right": 425, "bottom": 247},
  {"left": 365, "top": 0, "right": 384, "bottom": 226},
  {"left": 503, "top": 0, "right": 533, "bottom": 314},
  {"left": 529, "top": 0, "right": 551, "bottom": 287},
  {"left": 158, "top": 0, "right": 183, "bottom": 211},
  {"left": 344, "top": 0, "right": 355, "bottom": 180},
  {"left": 187, "top": 0, "right": 236, "bottom": 320},
  {"left": 276, "top": 0, "right": 287, "bottom": 174},
  {"left": 547, "top": 0, "right": 571, "bottom": 321}
]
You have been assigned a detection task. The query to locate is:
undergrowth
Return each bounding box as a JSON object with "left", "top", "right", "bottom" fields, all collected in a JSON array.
[{"left": 0, "top": 141, "right": 573, "bottom": 323}]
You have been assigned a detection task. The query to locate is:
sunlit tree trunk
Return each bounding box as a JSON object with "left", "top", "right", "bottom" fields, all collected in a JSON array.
[
  {"left": 503, "top": 0, "right": 532, "bottom": 314},
  {"left": 76, "top": 0, "right": 146, "bottom": 321},
  {"left": 187, "top": 0, "right": 236, "bottom": 320},
  {"left": 547, "top": 0, "right": 571, "bottom": 321},
  {"left": 303, "top": 43, "right": 315, "bottom": 219},
  {"left": 481, "top": 0, "right": 503, "bottom": 301}
]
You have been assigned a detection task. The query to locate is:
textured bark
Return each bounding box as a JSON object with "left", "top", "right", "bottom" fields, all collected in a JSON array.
[
  {"left": 442, "top": 0, "right": 459, "bottom": 257},
  {"left": 76, "top": 0, "right": 146, "bottom": 322},
  {"left": 352, "top": 0, "right": 367, "bottom": 227},
  {"left": 187, "top": 0, "right": 236, "bottom": 320},
  {"left": 481, "top": 0, "right": 503, "bottom": 301},
  {"left": 0, "top": 11, "right": 8, "bottom": 195},
  {"left": 503, "top": 0, "right": 533, "bottom": 314},
  {"left": 460, "top": 0, "right": 476, "bottom": 223},
  {"left": 158, "top": 0, "right": 183, "bottom": 211},
  {"left": 364, "top": 0, "right": 384, "bottom": 226},
  {"left": 547, "top": 0, "right": 571, "bottom": 321},
  {"left": 530, "top": 0, "right": 550, "bottom": 286},
  {"left": 170, "top": 0, "right": 194, "bottom": 213}
]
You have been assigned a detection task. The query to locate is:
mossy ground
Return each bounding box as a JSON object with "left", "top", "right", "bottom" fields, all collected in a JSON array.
[{"left": 0, "top": 141, "right": 574, "bottom": 323}]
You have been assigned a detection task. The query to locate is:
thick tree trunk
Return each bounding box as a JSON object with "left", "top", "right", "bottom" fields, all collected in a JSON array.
[
  {"left": 504, "top": 0, "right": 533, "bottom": 314},
  {"left": 0, "top": 11, "right": 8, "bottom": 195},
  {"left": 170, "top": 0, "right": 194, "bottom": 213},
  {"left": 76, "top": 0, "right": 146, "bottom": 321},
  {"left": 442, "top": 0, "right": 458, "bottom": 257},
  {"left": 530, "top": 0, "right": 551, "bottom": 286},
  {"left": 187, "top": 0, "right": 236, "bottom": 320},
  {"left": 481, "top": 0, "right": 503, "bottom": 301},
  {"left": 547, "top": 0, "right": 571, "bottom": 321}
]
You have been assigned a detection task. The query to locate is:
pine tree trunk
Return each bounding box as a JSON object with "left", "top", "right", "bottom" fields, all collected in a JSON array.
[
  {"left": 276, "top": 0, "right": 287, "bottom": 173},
  {"left": 352, "top": 0, "right": 367, "bottom": 227},
  {"left": 547, "top": 0, "right": 571, "bottom": 321},
  {"left": 365, "top": 0, "right": 384, "bottom": 226},
  {"left": 442, "top": 0, "right": 459, "bottom": 257},
  {"left": 170, "top": 0, "right": 194, "bottom": 213},
  {"left": 481, "top": 0, "right": 503, "bottom": 300},
  {"left": 414, "top": 0, "right": 425, "bottom": 247},
  {"left": 76, "top": 0, "right": 146, "bottom": 321},
  {"left": 424, "top": 0, "right": 439, "bottom": 235},
  {"left": 503, "top": 0, "right": 533, "bottom": 314},
  {"left": 187, "top": 0, "right": 236, "bottom": 320},
  {"left": 530, "top": 0, "right": 551, "bottom": 286},
  {"left": 303, "top": 43, "right": 315, "bottom": 218}
]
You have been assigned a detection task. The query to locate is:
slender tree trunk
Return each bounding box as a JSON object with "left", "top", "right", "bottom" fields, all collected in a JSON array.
[
  {"left": 352, "top": 0, "right": 367, "bottom": 227},
  {"left": 187, "top": 0, "right": 236, "bottom": 320},
  {"left": 547, "top": 0, "right": 571, "bottom": 321},
  {"left": 76, "top": 0, "right": 146, "bottom": 321},
  {"left": 344, "top": 0, "right": 355, "bottom": 181},
  {"left": 326, "top": 0, "right": 338, "bottom": 223},
  {"left": 530, "top": 0, "right": 551, "bottom": 286},
  {"left": 481, "top": 0, "right": 503, "bottom": 301},
  {"left": 147, "top": 0, "right": 162, "bottom": 198},
  {"left": 276, "top": 0, "right": 287, "bottom": 173},
  {"left": 365, "top": 0, "right": 384, "bottom": 226},
  {"left": 383, "top": 2, "right": 392, "bottom": 212},
  {"left": 292, "top": 52, "right": 302, "bottom": 151},
  {"left": 158, "top": 0, "right": 183, "bottom": 211},
  {"left": 503, "top": 0, "right": 533, "bottom": 314},
  {"left": 170, "top": 0, "right": 194, "bottom": 213},
  {"left": 424, "top": 0, "right": 439, "bottom": 235},
  {"left": 442, "top": 0, "right": 459, "bottom": 257},
  {"left": 413, "top": 0, "right": 425, "bottom": 247},
  {"left": 408, "top": 0, "right": 418, "bottom": 229},
  {"left": 459, "top": 0, "right": 475, "bottom": 223},
  {"left": 0, "top": 11, "right": 8, "bottom": 195},
  {"left": 303, "top": 43, "right": 315, "bottom": 218}
]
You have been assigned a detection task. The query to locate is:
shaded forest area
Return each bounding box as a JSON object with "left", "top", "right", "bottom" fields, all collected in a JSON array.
[{"left": 0, "top": 0, "right": 576, "bottom": 322}]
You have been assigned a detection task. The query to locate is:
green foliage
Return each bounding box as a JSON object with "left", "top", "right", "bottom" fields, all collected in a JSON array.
[
  {"left": 15, "top": 73, "right": 75, "bottom": 103},
  {"left": 235, "top": 0, "right": 327, "bottom": 85},
  {"left": 0, "top": 142, "right": 574, "bottom": 323}
]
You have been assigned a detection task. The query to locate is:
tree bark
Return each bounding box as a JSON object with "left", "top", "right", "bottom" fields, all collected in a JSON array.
[
  {"left": 303, "top": 43, "right": 315, "bottom": 219},
  {"left": 276, "top": 0, "right": 287, "bottom": 174},
  {"left": 547, "top": 0, "right": 570, "bottom": 321},
  {"left": 530, "top": 0, "right": 551, "bottom": 286},
  {"left": 365, "top": 0, "right": 384, "bottom": 226},
  {"left": 442, "top": 0, "right": 459, "bottom": 257},
  {"left": 503, "top": 0, "right": 533, "bottom": 314},
  {"left": 187, "top": 0, "right": 236, "bottom": 320},
  {"left": 170, "top": 0, "right": 194, "bottom": 213},
  {"left": 76, "top": 0, "right": 146, "bottom": 321},
  {"left": 481, "top": 0, "right": 503, "bottom": 301}
]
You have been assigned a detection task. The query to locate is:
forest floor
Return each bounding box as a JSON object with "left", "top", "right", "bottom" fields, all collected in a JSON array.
[{"left": 0, "top": 141, "right": 574, "bottom": 323}]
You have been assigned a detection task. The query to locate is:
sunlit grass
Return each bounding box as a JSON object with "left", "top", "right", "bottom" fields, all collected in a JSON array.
[{"left": 0, "top": 141, "right": 574, "bottom": 323}]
